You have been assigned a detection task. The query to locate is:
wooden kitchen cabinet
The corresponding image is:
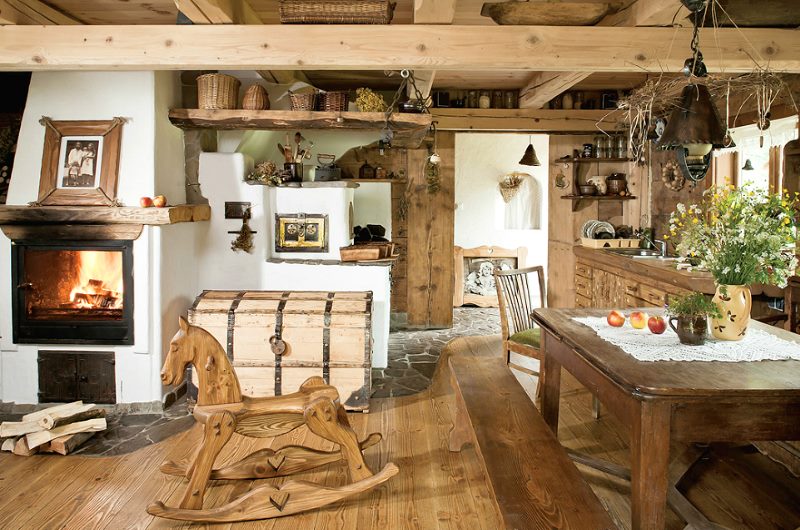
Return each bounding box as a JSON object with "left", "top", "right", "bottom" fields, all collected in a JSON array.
[{"left": 575, "top": 258, "right": 690, "bottom": 309}]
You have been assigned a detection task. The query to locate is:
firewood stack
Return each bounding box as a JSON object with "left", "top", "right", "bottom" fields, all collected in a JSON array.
[{"left": 0, "top": 401, "right": 107, "bottom": 456}]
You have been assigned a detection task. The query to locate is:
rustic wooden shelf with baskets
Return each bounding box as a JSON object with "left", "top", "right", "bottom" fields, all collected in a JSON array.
[{"left": 168, "top": 109, "right": 431, "bottom": 133}]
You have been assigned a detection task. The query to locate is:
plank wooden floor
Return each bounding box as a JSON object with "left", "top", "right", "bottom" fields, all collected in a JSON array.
[{"left": 0, "top": 335, "right": 798, "bottom": 529}]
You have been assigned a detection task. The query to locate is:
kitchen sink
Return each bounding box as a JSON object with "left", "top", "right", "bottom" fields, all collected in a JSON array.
[{"left": 606, "top": 248, "right": 661, "bottom": 257}]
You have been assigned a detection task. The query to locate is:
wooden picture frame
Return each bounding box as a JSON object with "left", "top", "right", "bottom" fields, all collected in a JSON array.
[
  {"left": 275, "top": 213, "right": 329, "bottom": 252},
  {"left": 37, "top": 117, "right": 125, "bottom": 206},
  {"left": 453, "top": 245, "right": 527, "bottom": 307}
]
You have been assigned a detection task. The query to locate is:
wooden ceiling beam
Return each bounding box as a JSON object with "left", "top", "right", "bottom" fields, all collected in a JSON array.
[
  {"left": 173, "top": 0, "right": 261, "bottom": 24},
  {"left": 0, "top": 0, "right": 81, "bottom": 25},
  {"left": 519, "top": 0, "right": 689, "bottom": 109},
  {"left": 413, "top": 0, "right": 457, "bottom": 24},
  {"left": 0, "top": 25, "right": 796, "bottom": 73}
]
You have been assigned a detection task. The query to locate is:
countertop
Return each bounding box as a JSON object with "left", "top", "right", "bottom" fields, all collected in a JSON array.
[{"left": 573, "top": 246, "right": 785, "bottom": 297}]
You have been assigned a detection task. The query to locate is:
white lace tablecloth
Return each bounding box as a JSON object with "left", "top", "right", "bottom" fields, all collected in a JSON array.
[{"left": 572, "top": 317, "right": 800, "bottom": 362}]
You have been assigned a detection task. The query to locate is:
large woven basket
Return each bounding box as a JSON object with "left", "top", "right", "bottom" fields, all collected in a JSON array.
[
  {"left": 279, "top": 0, "right": 395, "bottom": 24},
  {"left": 289, "top": 90, "right": 318, "bottom": 111},
  {"left": 318, "top": 91, "right": 349, "bottom": 112},
  {"left": 197, "top": 73, "right": 240, "bottom": 110}
]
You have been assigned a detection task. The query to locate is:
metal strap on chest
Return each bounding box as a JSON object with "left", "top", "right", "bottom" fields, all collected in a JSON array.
[
  {"left": 273, "top": 291, "right": 291, "bottom": 396},
  {"left": 225, "top": 291, "right": 247, "bottom": 361},
  {"left": 322, "top": 292, "right": 335, "bottom": 384}
]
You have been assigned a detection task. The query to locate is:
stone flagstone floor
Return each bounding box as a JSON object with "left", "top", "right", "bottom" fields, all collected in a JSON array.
[{"left": 371, "top": 307, "right": 501, "bottom": 398}]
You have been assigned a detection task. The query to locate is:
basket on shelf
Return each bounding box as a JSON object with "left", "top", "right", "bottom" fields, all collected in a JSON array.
[
  {"left": 289, "top": 90, "right": 319, "bottom": 111},
  {"left": 196, "top": 73, "right": 240, "bottom": 110},
  {"left": 318, "top": 91, "right": 349, "bottom": 112},
  {"left": 242, "top": 85, "right": 270, "bottom": 110},
  {"left": 279, "top": 0, "right": 395, "bottom": 24}
]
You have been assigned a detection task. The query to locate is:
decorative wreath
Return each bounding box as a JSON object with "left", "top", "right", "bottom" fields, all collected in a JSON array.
[{"left": 661, "top": 161, "right": 686, "bottom": 192}]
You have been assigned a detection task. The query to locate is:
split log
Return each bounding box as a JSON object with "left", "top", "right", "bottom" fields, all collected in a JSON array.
[
  {"left": 37, "top": 405, "right": 102, "bottom": 430},
  {"left": 1, "top": 437, "right": 18, "bottom": 452},
  {"left": 13, "top": 437, "right": 38, "bottom": 456},
  {"left": 47, "top": 432, "right": 97, "bottom": 455},
  {"left": 0, "top": 419, "right": 43, "bottom": 438},
  {"left": 26, "top": 418, "right": 107, "bottom": 450},
  {"left": 21, "top": 401, "right": 83, "bottom": 422}
]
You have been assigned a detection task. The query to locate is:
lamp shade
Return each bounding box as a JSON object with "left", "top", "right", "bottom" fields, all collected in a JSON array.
[
  {"left": 519, "top": 143, "right": 541, "bottom": 166},
  {"left": 656, "top": 83, "right": 731, "bottom": 151},
  {"left": 742, "top": 159, "right": 754, "bottom": 171}
]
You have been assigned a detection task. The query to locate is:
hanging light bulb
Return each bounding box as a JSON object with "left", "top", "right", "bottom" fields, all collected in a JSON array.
[{"left": 519, "top": 135, "right": 541, "bottom": 166}]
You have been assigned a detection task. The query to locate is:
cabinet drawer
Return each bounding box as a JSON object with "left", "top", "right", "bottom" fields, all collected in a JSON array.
[
  {"left": 576, "top": 294, "right": 592, "bottom": 308},
  {"left": 639, "top": 284, "right": 667, "bottom": 307},
  {"left": 625, "top": 295, "right": 652, "bottom": 308},
  {"left": 575, "top": 276, "right": 592, "bottom": 298},
  {"left": 624, "top": 280, "right": 640, "bottom": 297},
  {"left": 575, "top": 261, "right": 593, "bottom": 279}
]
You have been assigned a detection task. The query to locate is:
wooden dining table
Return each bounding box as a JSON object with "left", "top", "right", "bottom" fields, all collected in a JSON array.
[{"left": 532, "top": 308, "right": 800, "bottom": 530}]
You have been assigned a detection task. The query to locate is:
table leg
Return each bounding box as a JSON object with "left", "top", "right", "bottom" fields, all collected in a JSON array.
[
  {"left": 540, "top": 333, "right": 562, "bottom": 434},
  {"left": 631, "top": 401, "right": 671, "bottom": 530}
]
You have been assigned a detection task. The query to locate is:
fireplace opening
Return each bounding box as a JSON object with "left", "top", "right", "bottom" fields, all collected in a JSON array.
[{"left": 12, "top": 240, "right": 134, "bottom": 344}]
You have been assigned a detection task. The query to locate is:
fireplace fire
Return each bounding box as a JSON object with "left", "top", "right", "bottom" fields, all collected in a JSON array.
[{"left": 12, "top": 240, "right": 134, "bottom": 344}]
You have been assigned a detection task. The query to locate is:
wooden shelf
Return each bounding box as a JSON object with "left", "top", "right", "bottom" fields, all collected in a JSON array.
[
  {"left": 168, "top": 109, "right": 432, "bottom": 134},
  {"left": 569, "top": 157, "right": 635, "bottom": 163},
  {"left": 344, "top": 178, "right": 407, "bottom": 184},
  {"left": 246, "top": 180, "right": 360, "bottom": 189},
  {"left": 561, "top": 195, "right": 637, "bottom": 212},
  {"left": 0, "top": 204, "right": 211, "bottom": 225}
]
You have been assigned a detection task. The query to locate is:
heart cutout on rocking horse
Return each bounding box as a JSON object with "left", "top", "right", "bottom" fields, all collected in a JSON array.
[{"left": 147, "top": 316, "right": 398, "bottom": 523}]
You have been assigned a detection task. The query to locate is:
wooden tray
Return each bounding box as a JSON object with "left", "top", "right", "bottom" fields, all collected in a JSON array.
[{"left": 580, "top": 238, "right": 639, "bottom": 249}]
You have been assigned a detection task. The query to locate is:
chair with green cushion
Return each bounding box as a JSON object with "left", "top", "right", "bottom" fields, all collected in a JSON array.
[
  {"left": 495, "top": 266, "right": 600, "bottom": 416},
  {"left": 494, "top": 266, "right": 547, "bottom": 393}
]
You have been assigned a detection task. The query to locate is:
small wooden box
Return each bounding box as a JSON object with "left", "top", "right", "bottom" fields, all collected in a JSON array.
[
  {"left": 580, "top": 238, "right": 639, "bottom": 249},
  {"left": 189, "top": 290, "right": 373, "bottom": 411}
]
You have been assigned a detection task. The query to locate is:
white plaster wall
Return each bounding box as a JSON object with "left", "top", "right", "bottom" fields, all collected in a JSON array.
[
  {"left": 0, "top": 71, "right": 199, "bottom": 404},
  {"left": 455, "top": 133, "right": 550, "bottom": 273},
  {"left": 262, "top": 262, "right": 390, "bottom": 367}
]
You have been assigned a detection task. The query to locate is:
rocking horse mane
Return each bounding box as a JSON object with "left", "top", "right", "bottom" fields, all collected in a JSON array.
[{"left": 184, "top": 321, "right": 243, "bottom": 406}]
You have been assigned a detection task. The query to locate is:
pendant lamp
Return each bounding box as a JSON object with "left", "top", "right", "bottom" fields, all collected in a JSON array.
[
  {"left": 742, "top": 159, "right": 754, "bottom": 171},
  {"left": 519, "top": 136, "right": 541, "bottom": 166}
]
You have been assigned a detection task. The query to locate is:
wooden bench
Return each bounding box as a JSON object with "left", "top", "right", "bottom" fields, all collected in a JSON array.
[{"left": 448, "top": 353, "right": 614, "bottom": 529}]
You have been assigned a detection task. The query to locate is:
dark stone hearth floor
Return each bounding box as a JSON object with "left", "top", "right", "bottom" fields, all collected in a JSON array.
[
  {"left": 370, "top": 307, "right": 501, "bottom": 398},
  {"left": 0, "top": 308, "right": 499, "bottom": 456}
]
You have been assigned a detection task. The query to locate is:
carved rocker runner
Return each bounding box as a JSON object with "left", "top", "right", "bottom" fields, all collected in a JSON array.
[{"left": 147, "top": 317, "right": 398, "bottom": 523}]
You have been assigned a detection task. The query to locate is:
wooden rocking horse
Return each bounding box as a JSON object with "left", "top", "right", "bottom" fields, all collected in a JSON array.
[{"left": 147, "top": 316, "right": 398, "bottom": 522}]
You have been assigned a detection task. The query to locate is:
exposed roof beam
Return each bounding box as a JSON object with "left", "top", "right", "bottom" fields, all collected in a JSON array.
[
  {"left": 0, "top": 25, "right": 796, "bottom": 72},
  {"left": 0, "top": 0, "right": 81, "bottom": 25},
  {"left": 174, "top": 0, "right": 261, "bottom": 24},
  {"left": 413, "top": 0, "right": 457, "bottom": 24},
  {"left": 519, "top": 0, "right": 690, "bottom": 109}
]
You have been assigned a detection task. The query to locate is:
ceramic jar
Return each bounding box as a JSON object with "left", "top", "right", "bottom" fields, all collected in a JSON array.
[
  {"left": 711, "top": 284, "right": 752, "bottom": 341},
  {"left": 669, "top": 315, "right": 709, "bottom": 345}
]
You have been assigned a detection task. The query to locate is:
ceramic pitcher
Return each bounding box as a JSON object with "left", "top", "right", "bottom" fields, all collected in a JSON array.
[{"left": 711, "top": 284, "right": 752, "bottom": 341}]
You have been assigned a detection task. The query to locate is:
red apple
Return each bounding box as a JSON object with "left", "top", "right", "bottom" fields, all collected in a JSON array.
[
  {"left": 153, "top": 195, "right": 167, "bottom": 208},
  {"left": 647, "top": 315, "right": 667, "bottom": 334},
  {"left": 607, "top": 310, "right": 625, "bottom": 327},
  {"left": 630, "top": 311, "right": 649, "bottom": 329},
  {"left": 139, "top": 196, "right": 153, "bottom": 208}
]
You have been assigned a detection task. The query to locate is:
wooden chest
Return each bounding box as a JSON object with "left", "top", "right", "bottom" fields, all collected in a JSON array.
[{"left": 188, "top": 290, "right": 373, "bottom": 411}]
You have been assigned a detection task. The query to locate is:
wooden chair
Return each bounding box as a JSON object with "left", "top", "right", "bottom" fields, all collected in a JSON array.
[
  {"left": 147, "top": 316, "right": 398, "bottom": 523},
  {"left": 495, "top": 267, "right": 600, "bottom": 417}
]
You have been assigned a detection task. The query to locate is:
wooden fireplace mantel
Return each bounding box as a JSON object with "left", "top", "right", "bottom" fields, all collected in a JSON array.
[{"left": 0, "top": 204, "right": 210, "bottom": 226}]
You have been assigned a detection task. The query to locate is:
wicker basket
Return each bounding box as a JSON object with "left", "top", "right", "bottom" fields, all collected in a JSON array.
[
  {"left": 289, "top": 90, "right": 318, "bottom": 111},
  {"left": 279, "top": 0, "right": 395, "bottom": 24},
  {"left": 318, "top": 91, "right": 349, "bottom": 112},
  {"left": 242, "top": 85, "right": 270, "bottom": 110},
  {"left": 196, "top": 73, "right": 240, "bottom": 110}
]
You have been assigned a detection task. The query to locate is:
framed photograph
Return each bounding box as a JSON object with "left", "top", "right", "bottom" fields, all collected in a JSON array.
[
  {"left": 275, "top": 213, "right": 328, "bottom": 253},
  {"left": 453, "top": 246, "right": 527, "bottom": 307},
  {"left": 37, "top": 117, "right": 125, "bottom": 206}
]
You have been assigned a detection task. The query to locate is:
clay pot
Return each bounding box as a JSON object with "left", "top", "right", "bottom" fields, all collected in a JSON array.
[{"left": 669, "top": 315, "right": 708, "bottom": 346}]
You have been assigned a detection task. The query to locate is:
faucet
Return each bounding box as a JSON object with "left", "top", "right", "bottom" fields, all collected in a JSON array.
[{"left": 636, "top": 229, "right": 668, "bottom": 257}]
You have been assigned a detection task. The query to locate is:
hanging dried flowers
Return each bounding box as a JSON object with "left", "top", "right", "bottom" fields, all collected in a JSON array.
[
  {"left": 498, "top": 172, "right": 528, "bottom": 203},
  {"left": 425, "top": 160, "right": 441, "bottom": 194},
  {"left": 355, "top": 88, "right": 387, "bottom": 113},
  {"left": 231, "top": 216, "right": 254, "bottom": 253}
]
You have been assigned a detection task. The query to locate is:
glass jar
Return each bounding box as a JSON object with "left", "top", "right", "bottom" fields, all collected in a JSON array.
[
  {"left": 504, "top": 90, "right": 518, "bottom": 109},
  {"left": 616, "top": 135, "right": 627, "bottom": 159},
  {"left": 359, "top": 161, "right": 375, "bottom": 179},
  {"left": 593, "top": 135, "right": 604, "bottom": 159},
  {"left": 467, "top": 90, "right": 478, "bottom": 109},
  {"left": 479, "top": 91, "right": 491, "bottom": 109},
  {"left": 492, "top": 90, "right": 503, "bottom": 109}
]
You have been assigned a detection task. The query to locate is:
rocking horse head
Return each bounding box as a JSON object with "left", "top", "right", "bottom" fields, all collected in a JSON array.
[{"left": 161, "top": 316, "right": 242, "bottom": 405}]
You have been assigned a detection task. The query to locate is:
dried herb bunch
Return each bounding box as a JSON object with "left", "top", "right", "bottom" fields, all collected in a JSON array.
[
  {"left": 355, "top": 88, "right": 387, "bottom": 113},
  {"left": 246, "top": 160, "right": 282, "bottom": 186}
]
